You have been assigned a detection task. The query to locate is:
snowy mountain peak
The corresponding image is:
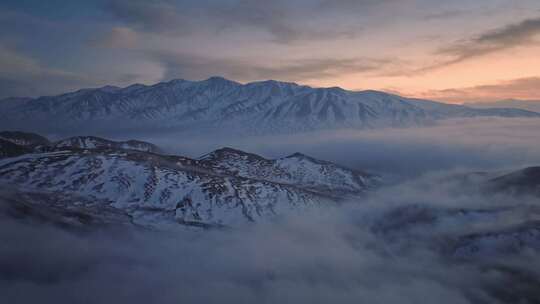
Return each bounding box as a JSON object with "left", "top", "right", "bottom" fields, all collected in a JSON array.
[
  {"left": 99, "top": 85, "right": 122, "bottom": 93},
  {"left": 248, "top": 79, "right": 301, "bottom": 89},
  {"left": 199, "top": 147, "right": 267, "bottom": 162},
  {"left": 283, "top": 152, "right": 338, "bottom": 166},
  {"left": 284, "top": 152, "right": 322, "bottom": 162},
  {"left": 203, "top": 76, "right": 239, "bottom": 85},
  {"left": 122, "top": 83, "right": 148, "bottom": 92}
]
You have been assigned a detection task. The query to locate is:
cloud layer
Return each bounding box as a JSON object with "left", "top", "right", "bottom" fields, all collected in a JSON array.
[
  {"left": 415, "top": 77, "right": 540, "bottom": 102},
  {"left": 136, "top": 117, "right": 540, "bottom": 181},
  {"left": 433, "top": 17, "right": 540, "bottom": 68}
]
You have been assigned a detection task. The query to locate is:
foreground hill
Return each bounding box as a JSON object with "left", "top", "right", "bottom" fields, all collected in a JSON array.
[
  {"left": 0, "top": 131, "right": 50, "bottom": 147},
  {"left": 1, "top": 77, "right": 538, "bottom": 136},
  {"left": 487, "top": 167, "right": 540, "bottom": 197},
  {"left": 0, "top": 139, "right": 31, "bottom": 158},
  {"left": 0, "top": 135, "right": 378, "bottom": 228},
  {"left": 198, "top": 147, "right": 378, "bottom": 196}
]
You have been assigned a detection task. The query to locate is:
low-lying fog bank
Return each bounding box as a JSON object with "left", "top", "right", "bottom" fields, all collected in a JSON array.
[
  {"left": 2, "top": 167, "right": 540, "bottom": 304},
  {"left": 136, "top": 118, "right": 540, "bottom": 181},
  {"left": 1, "top": 209, "right": 538, "bottom": 303}
]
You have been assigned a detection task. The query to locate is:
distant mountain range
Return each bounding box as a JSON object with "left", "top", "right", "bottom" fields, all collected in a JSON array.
[
  {"left": 1, "top": 77, "right": 538, "bottom": 136},
  {"left": 465, "top": 99, "right": 540, "bottom": 114}
]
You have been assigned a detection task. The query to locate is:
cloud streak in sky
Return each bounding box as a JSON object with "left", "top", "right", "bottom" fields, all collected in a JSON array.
[
  {"left": 106, "top": 0, "right": 195, "bottom": 35},
  {"left": 433, "top": 17, "right": 540, "bottom": 68},
  {"left": 105, "top": 0, "right": 364, "bottom": 43},
  {"left": 0, "top": 45, "right": 94, "bottom": 98},
  {"left": 416, "top": 77, "right": 540, "bottom": 102},
  {"left": 152, "top": 50, "right": 395, "bottom": 82}
]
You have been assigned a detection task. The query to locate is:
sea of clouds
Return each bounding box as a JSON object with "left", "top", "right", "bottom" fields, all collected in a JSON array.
[{"left": 2, "top": 117, "right": 540, "bottom": 303}]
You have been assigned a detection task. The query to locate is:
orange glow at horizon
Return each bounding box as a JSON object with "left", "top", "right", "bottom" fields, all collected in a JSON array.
[{"left": 299, "top": 46, "right": 540, "bottom": 104}]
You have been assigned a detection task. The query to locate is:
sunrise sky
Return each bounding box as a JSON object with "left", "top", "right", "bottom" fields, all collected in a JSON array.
[{"left": 2, "top": 0, "right": 540, "bottom": 102}]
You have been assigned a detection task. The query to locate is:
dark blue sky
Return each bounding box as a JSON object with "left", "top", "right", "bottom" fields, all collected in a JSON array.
[{"left": 1, "top": 0, "right": 540, "bottom": 102}]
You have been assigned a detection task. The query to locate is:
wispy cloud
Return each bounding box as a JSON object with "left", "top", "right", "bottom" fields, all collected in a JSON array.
[
  {"left": 412, "top": 77, "right": 540, "bottom": 102},
  {"left": 423, "top": 9, "right": 466, "bottom": 21},
  {"left": 106, "top": 0, "right": 193, "bottom": 34},
  {"left": 105, "top": 0, "right": 364, "bottom": 44},
  {"left": 0, "top": 45, "right": 93, "bottom": 98},
  {"left": 317, "top": 0, "right": 404, "bottom": 11},
  {"left": 2, "top": 0, "right": 540, "bottom": 99},
  {"left": 91, "top": 26, "right": 139, "bottom": 49},
  {"left": 431, "top": 17, "right": 540, "bottom": 69},
  {"left": 152, "top": 51, "right": 394, "bottom": 82}
]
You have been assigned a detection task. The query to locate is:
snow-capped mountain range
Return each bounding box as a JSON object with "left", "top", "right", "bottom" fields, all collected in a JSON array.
[
  {"left": 0, "top": 132, "right": 378, "bottom": 228},
  {"left": 1, "top": 77, "right": 538, "bottom": 136}
]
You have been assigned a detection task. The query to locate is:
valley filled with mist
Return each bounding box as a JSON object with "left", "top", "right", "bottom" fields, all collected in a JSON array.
[{"left": 1, "top": 113, "right": 540, "bottom": 303}]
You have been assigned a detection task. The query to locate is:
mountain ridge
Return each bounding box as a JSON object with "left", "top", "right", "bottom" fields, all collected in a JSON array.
[
  {"left": 465, "top": 99, "right": 540, "bottom": 113},
  {"left": 0, "top": 132, "right": 379, "bottom": 228},
  {"left": 54, "top": 135, "right": 162, "bottom": 154},
  {"left": 1, "top": 77, "right": 538, "bottom": 136}
]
